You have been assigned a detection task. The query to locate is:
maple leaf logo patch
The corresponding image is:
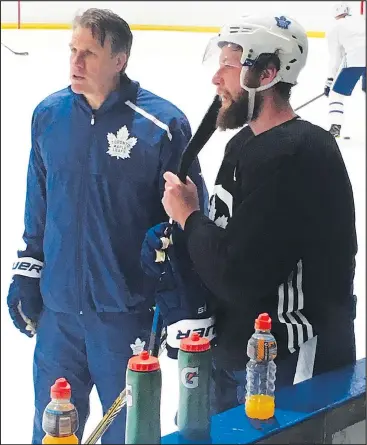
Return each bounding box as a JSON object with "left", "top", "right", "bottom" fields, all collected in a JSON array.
[
  {"left": 130, "top": 338, "right": 146, "bottom": 355},
  {"left": 214, "top": 215, "right": 229, "bottom": 229},
  {"left": 107, "top": 126, "right": 137, "bottom": 159},
  {"left": 275, "top": 16, "right": 291, "bottom": 30}
]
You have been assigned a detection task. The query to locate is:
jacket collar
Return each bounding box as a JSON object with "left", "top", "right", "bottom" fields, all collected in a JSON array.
[{"left": 70, "top": 74, "right": 139, "bottom": 114}]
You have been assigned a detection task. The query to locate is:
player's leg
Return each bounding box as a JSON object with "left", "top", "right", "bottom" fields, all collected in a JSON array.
[
  {"left": 333, "top": 67, "right": 365, "bottom": 96},
  {"left": 32, "top": 308, "right": 93, "bottom": 444},
  {"left": 329, "top": 67, "right": 365, "bottom": 137},
  {"left": 328, "top": 91, "right": 345, "bottom": 138},
  {"left": 210, "top": 361, "right": 252, "bottom": 415},
  {"left": 86, "top": 309, "right": 153, "bottom": 444},
  {"left": 312, "top": 314, "right": 356, "bottom": 378}
]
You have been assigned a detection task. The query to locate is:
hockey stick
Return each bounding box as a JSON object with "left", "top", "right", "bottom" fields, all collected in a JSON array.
[
  {"left": 1, "top": 42, "right": 29, "bottom": 56},
  {"left": 156, "top": 94, "right": 221, "bottom": 258},
  {"left": 294, "top": 93, "right": 324, "bottom": 112},
  {"left": 177, "top": 95, "right": 221, "bottom": 182},
  {"left": 83, "top": 97, "right": 220, "bottom": 444},
  {"left": 148, "top": 304, "right": 163, "bottom": 356}
]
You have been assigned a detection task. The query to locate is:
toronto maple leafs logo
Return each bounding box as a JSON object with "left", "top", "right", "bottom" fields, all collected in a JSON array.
[
  {"left": 107, "top": 126, "right": 137, "bottom": 159},
  {"left": 130, "top": 338, "right": 146, "bottom": 355},
  {"left": 275, "top": 16, "right": 291, "bottom": 30},
  {"left": 214, "top": 215, "right": 229, "bottom": 229}
]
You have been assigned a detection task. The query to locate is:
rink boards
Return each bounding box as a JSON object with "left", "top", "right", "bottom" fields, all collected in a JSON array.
[{"left": 162, "top": 358, "right": 366, "bottom": 444}]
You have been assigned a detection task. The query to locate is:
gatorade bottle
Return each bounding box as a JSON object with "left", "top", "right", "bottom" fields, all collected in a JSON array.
[
  {"left": 245, "top": 313, "right": 277, "bottom": 420},
  {"left": 42, "top": 378, "right": 79, "bottom": 444},
  {"left": 177, "top": 332, "right": 212, "bottom": 442},
  {"left": 125, "top": 350, "right": 161, "bottom": 444}
]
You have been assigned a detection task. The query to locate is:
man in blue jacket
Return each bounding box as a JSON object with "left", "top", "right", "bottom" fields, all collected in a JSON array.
[{"left": 6, "top": 8, "right": 208, "bottom": 444}]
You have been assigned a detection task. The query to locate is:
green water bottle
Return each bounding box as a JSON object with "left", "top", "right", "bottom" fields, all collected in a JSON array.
[
  {"left": 177, "top": 332, "right": 212, "bottom": 442},
  {"left": 125, "top": 350, "right": 161, "bottom": 444}
]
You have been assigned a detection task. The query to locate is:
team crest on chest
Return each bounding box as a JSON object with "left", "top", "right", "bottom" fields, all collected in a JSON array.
[{"left": 106, "top": 126, "right": 137, "bottom": 159}]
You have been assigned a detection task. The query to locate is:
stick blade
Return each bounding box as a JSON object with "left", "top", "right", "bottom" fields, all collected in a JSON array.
[{"left": 1, "top": 42, "right": 29, "bottom": 56}]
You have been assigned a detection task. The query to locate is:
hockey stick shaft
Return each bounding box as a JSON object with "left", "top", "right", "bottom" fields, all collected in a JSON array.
[
  {"left": 148, "top": 304, "right": 162, "bottom": 356},
  {"left": 83, "top": 324, "right": 166, "bottom": 444},
  {"left": 1, "top": 42, "right": 29, "bottom": 56},
  {"left": 294, "top": 93, "right": 324, "bottom": 112},
  {"left": 166, "top": 94, "right": 221, "bottom": 228},
  {"left": 177, "top": 94, "right": 221, "bottom": 182},
  {"left": 84, "top": 388, "right": 127, "bottom": 444}
]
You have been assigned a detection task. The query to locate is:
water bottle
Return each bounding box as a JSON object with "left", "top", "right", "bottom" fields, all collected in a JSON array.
[
  {"left": 125, "top": 350, "right": 161, "bottom": 444},
  {"left": 245, "top": 313, "right": 277, "bottom": 420},
  {"left": 42, "top": 378, "right": 79, "bottom": 444},
  {"left": 177, "top": 332, "right": 212, "bottom": 442}
]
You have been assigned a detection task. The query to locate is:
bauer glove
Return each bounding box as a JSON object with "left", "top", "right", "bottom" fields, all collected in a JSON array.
[
  {"left": 7, "top": 257, "right": 44, "bottom": 337},
  {"left": 141, "top": 222, "right": 216, "bottom": 358}
]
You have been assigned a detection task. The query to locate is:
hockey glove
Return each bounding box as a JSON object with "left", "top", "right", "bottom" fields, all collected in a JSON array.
[
  {"left": 324, "top": 78, "right": 334, "bottom": 97},
  {"left": 7, "top": 257, "right": 44, "bottom": 337},
  {"left": 141, "top": 222, "right": 216, "bottom": 358}
]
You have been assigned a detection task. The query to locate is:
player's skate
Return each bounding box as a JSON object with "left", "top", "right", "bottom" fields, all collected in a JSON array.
[{"left": 329, "top": 124, "right": 341, "bottom": 138}]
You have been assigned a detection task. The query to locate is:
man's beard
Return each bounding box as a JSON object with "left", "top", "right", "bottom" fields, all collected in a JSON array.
[{"left": 216, "top": 89, "right": 263, "bottom": 130}]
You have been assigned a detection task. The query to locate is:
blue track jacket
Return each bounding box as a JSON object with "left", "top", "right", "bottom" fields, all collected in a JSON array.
[{"left": 9, "top": 75, "right": 208, "bottom": 314}]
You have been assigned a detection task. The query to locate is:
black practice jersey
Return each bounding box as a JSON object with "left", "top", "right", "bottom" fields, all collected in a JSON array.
[{"left": 184, "top": 117, "right": 357, "bottom": 369}]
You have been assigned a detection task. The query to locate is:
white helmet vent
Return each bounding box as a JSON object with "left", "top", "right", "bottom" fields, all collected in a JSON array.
[{"left": 228, "top": 26, "right": 253, "bottom": 34}]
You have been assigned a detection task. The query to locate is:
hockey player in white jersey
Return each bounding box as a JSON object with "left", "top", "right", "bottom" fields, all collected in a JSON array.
[{"left": 324, "top": 2, "right": 366, "bottom": 138}]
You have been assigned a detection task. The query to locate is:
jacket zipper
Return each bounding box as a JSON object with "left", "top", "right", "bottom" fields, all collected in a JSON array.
[{"left": 76, "top": 112, "right": 95, "bottom": 315}]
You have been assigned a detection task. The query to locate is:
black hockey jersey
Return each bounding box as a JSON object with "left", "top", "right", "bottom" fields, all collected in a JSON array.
[{"left": 184, "top": 118, "right": 357, "bottom": 370}]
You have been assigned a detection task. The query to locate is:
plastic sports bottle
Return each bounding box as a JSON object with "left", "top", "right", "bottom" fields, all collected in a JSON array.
[
  {"left": 177, "top": 332, "right": 212, "bottom": 442},
  {"left": 125, "top": 350, "right": 161, "bottom": 444},
  {"left": 245, "top": 313, "right": 277, "bottom": 420},
  {"left": 42, "top": 378, "right": 79, "bottom": 444}
]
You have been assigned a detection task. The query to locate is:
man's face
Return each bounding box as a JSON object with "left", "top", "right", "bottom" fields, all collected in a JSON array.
[
  {"left": 69, "top": 26, "right": 127, "bottom": 96},
  {"left": 212, "top": 45, "right": 263, "bottom": 130},
  {"left": 212, "top": 45, "right": 243, "bottom": 108}
]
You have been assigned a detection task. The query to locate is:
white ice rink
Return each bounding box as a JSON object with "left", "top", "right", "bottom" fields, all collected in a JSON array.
[{"left": 1, "top": 29, "right": 365, "bottom": 444}]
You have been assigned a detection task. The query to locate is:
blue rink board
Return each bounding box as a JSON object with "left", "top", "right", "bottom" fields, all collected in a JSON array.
[{"left": 162, "top": 358, "right": 366, "bottom": 444}]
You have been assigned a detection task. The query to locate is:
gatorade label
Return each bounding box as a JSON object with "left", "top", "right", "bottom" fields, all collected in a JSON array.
[
  {"left": 181, "top": 367, "right": 199, "bottom": 389},
  {"left": 43, "top": 408, "right": 78, "bottom": 437},
  {"left": 247, "top": 338, "right": 277, "bottom": 361}
]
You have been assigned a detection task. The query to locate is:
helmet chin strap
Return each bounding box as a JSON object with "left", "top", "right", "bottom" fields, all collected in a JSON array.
[{"left": 240, "top": 67, "right": 282, "bottom": 122}]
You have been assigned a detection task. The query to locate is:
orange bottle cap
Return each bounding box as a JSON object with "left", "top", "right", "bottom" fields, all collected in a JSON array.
[
  {"left": 128, "top": 350, "right": 160, "bottom": 372},
  {"left": 180, "top": 332, "right": 210, "bottom": 352}
]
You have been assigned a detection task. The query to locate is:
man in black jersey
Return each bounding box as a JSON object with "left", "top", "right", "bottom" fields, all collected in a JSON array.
[{"left": 151, "top": 13, "right": 357, "bottom": 414}]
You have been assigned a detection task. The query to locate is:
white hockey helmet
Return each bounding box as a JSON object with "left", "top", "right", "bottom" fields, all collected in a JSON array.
[
  {"left": 203, "top": 14, "right": 308, "bottom": 120},
  {"left": 333, "top": 2, "right": 351, "bottom": 17}
]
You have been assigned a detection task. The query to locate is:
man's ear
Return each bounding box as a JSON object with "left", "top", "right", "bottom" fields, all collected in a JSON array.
[
  {"left": 260, "top": 65, "right": 278, "bottom": 85},
  {"left": 115, "top": 52, "right": 128, "bottom": 73}
]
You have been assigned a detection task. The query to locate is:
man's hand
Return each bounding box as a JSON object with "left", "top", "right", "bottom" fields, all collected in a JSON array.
[
  {"left": 162, "top": 172, "right": 200, "bottom": 228},
  {"left": 8, "top": 297, "right": 39, "bottom": 337}
]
